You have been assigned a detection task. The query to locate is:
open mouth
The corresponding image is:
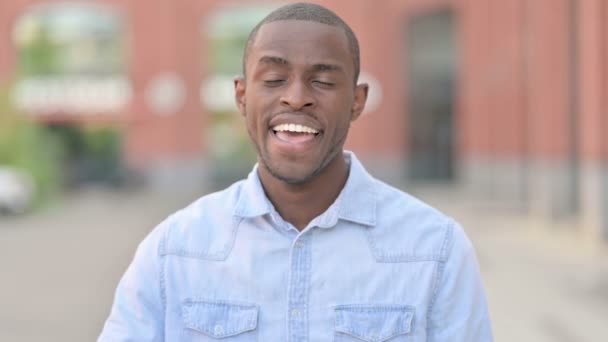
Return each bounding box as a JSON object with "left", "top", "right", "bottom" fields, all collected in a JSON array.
[{"left": 271, "top": 123, "right": 321, "bottom": 144}]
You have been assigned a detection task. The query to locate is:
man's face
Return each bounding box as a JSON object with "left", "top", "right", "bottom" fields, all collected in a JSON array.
[{"left": 235, "top": 20, "right": 368, "bottom": 184}]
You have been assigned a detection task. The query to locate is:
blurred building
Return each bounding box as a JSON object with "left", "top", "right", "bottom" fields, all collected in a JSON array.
[{"left": 0, "top": 0, "right": 606, "bottom": 240}]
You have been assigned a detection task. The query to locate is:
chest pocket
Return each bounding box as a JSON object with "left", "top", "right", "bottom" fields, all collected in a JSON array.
[
  {"left": 334, "top": 305, "right": 415, "bottom": 342},
  {"left": 182, "top": 300, "right": 258, "bottom": 340}
]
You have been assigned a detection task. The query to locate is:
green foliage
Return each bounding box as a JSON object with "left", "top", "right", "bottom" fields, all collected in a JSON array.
[
  {"left": 83, "top": 127, "right": 121, "bottom": 160},
  {"left": 44, "top": 125, "right": 123, "bottom": 185},
  {"left": 18, "top": 26, "right": 61, "bottom": 76},
  {"left": 77, "top": 126, "right": 122, "bottom": 184},
  {"left": 0, "top": 85, "right": 63, "bottom": 204}
]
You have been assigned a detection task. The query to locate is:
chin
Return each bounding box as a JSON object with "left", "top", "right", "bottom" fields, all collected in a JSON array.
[
  {"left": 271, "top": 166, "right": 318, "bottom": 184},
  {"left": 263, "top": 159, "right": 321, "bottom": 185}
]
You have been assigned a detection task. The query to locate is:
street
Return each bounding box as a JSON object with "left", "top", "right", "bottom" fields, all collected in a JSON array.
[{"left": 1, "top": 187, "right": 607, "bottom": 341}]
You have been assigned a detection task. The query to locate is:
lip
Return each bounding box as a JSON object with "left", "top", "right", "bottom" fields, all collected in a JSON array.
[
  {"left": 266, "top": 112, "right": 324, "bottom": 153},
  {"left": 269, "top": 129, "right": 322, "bottom": 152}
]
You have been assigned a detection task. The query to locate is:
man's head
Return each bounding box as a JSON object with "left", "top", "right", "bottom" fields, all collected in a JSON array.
[
  {"left": 243, "top": 2, "right": 361, "bottom": 83},
  {"left": 235, "top": 2, "right": 368, "bottom": 185}
]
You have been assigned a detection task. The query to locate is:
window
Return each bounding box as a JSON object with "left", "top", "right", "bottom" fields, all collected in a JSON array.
[{"left": 12, "top": 3, "right": 130, "bottom": 115}]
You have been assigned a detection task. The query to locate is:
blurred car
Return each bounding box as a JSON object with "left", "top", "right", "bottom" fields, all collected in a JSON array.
[{"left": 0, "top": 166, "right": 35, "bottom": 215}]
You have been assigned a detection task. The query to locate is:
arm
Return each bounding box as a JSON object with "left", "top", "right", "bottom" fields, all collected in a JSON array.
[
  {"left": 427, "top": 222, "right": 494, "bottom": 342},
  {"left": 98, "top": 224, "right": 166, "bottom": 342}
]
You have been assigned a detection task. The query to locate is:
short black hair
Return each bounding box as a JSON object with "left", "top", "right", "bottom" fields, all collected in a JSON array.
[{"left": 242, "top": 2, "right": 360, "bottom": 83}]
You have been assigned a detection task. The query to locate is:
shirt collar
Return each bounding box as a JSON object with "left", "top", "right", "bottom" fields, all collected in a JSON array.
[
  {"left": 233, "top": 151, "right": 377, "bottom": 228},
  {"left": 335, "top": 151, "right": 376, "bottom": 227},
  {"left": 233, "top": 164, "right": 272, "bottom": 218}
]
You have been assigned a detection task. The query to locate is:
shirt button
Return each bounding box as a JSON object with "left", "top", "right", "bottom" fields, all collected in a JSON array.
[
  {"left": 294, "top": 241, "right": 304, "bottom": 248},
  {"left": 291, "top": 309, "right": 300, "bottom": 317},
  {"left": 214, "top": 324, "right": 224, "bottom": 335}
]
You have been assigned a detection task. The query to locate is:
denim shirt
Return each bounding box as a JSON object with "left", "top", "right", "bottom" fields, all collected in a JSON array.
[{"left": 99, "top": 152, "right": 493, "bottom": 342}]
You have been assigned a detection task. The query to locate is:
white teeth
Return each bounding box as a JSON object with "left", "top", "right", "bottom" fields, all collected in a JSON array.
[{"left": 273, "top": 123, "right": 318, "bottom": 134}]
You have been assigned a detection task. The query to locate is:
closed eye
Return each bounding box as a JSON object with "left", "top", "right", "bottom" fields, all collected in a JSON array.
[
  {"left": 312, "top": 80, "right": 335, "bottom": 88},
  {"left": 264, "top": 79, "right": 285, "bottom": 87}
]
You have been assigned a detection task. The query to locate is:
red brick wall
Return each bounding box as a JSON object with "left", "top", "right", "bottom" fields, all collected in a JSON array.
[
  {"left": 123, "top": 0, "right": 206, "bottom": 165},
  {"left": 579, "top": 0, "right": 607, "bottom": 161},
  {"left": 1, "top": 0, "right": 606, "bottom": 166}
]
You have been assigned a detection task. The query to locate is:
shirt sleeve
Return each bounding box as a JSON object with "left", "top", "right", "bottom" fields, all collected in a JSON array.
[
  {"left": 427, "top": 221, "right": 494, "bottom": 342},
  {"left": 97, "top": 223, "right": 167, "bottom": 342}
]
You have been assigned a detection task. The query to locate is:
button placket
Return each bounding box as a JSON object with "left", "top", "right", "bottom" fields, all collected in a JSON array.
[{"left": 287, "top": 234, "right": 312, "bottom": 341}]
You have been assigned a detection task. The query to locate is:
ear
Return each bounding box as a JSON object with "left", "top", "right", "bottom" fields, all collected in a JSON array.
[
  {"left": 350, "top": 83, "right": 369, "bottom": 122},
  {"left": 234, "top": 76, "right": 246, "bottom": 116}
]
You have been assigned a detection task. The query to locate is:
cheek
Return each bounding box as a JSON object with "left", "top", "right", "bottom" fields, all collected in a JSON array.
[
  {"left": 243, "top": 112, "right": 256, "bottom": 134},
  {"left": 332, "top": 114, "right": 355, "bottom": 142},
  {"left": 244, "top": 114, "right": 268, "bottom": 142},
  {"left": 323, "top": 94, "right": 354, "bottom": 116}
]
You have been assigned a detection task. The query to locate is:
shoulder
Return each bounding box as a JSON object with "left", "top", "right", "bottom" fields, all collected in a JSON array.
[
  {"left": 152, "top": 180, "right": 246, "bottom": 260},
  {"left": 366, "top": 179, "right": 467, "bottom": 263}
]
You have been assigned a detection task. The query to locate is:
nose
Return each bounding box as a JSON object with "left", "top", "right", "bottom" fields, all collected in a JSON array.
[{"left": 280, "top": 80, "right": 315, "bottom": 110}]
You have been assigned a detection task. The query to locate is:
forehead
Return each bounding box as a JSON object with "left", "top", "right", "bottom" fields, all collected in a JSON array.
[{"left": 248, "top": 20, "right": 352, "bottom": 71}]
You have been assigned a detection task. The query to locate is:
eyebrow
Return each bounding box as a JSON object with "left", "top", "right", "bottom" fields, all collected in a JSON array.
[
  {"left": 311, "top": 63, "right": 342, "bottom": 73},
  {"left": 258, "top": 55, "right": 289, "bottom": 66},
  {"left": 257, "top": 55, "right": 343, "bottom": 73}
]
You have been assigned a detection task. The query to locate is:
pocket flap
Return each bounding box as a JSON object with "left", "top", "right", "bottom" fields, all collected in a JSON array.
[
  {"left": 182, "top": 300, "right": 258, "bottom": 338},
  {"left": 334, "top": 305, "right": 415, "bottom": 342}
]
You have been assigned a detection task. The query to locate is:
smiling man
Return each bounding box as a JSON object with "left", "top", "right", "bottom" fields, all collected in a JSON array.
[{"left": 99, "top": 3, "right": 493, "bottom": 341}]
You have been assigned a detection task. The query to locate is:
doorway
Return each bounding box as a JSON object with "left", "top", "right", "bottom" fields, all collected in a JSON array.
[{"left": 406, "top": 9, "right": 457, "bottom": 181}]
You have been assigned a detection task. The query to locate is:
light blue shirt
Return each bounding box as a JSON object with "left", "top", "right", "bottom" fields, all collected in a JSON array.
[{"left": 99, "top": 152, "right": 493, "bottom": 341}]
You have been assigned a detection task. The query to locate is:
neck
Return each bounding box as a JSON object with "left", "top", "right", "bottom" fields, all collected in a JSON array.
[{"left": 258, "top": 153, "right": 349, "bottom": 230}]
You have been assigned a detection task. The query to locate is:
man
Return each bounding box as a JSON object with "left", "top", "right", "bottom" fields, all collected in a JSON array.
[{"left": 99, "top": 3, "right": 493, "bottom": 341}]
